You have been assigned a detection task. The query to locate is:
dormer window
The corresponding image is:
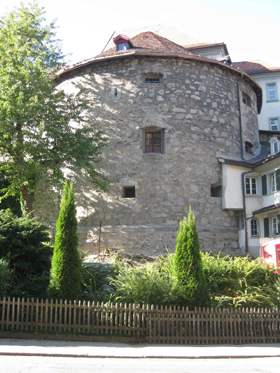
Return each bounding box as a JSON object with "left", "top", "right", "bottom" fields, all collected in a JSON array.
[
  {"left": 113, "top": 35, "right": 132, "bottom": 52},
  {"left": 270, "top": 137, "right": 279, "bottom": 155}
]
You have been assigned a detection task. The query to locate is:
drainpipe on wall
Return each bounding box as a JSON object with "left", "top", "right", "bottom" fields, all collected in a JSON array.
[
  {"left": 242, "top": 169, "right": 254, "bottom": 253},
  {"left": 237, "top": 80, "right": 244, "bottom": 161}
]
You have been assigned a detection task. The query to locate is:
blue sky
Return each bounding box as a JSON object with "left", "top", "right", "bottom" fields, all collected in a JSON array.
[{"left": 0, "top": 0, "right": 279, "bottom": 66}]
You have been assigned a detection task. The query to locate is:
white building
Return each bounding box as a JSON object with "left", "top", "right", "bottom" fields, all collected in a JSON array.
[{"left": 232, "top": 61, "right": 280, "bottom": 132}]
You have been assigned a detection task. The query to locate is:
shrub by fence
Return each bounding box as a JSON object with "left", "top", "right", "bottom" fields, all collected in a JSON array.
[{"left": 0, "top": 297, "right": 279, "bottom": 344}]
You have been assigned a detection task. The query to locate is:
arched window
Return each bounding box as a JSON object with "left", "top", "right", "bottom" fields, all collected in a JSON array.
[
  {"left": 269, "top": 137, "right": 279, "bottom": 155},
  {"left": 251, "top": 218, "right": 258, "bottom": 237}
]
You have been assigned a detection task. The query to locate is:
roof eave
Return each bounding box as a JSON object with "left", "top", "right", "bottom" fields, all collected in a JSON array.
[{"left": 55, "top": 51, "right": 262, "bottom": 111}]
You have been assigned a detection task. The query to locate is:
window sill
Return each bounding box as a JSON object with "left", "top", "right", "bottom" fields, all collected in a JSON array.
[
  {"left": 266, "top": 100, "right": 279, "bottom": 103},
  {"left": 142, "top": 152, "right": 164, "bottom": 156}
]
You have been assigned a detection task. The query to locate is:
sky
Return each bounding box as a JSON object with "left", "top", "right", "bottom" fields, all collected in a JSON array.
[{"left": 0, "top": 0, "right": 279, "bottom": 66}]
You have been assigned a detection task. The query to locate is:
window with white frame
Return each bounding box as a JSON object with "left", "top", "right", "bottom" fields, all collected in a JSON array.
[
  {"left": 272, "top": 216, "right": 279, "bottom": 236},
  {"left": 251, "top": 218, "right": 258, "bottom": 236},
  {"left": 245, "top": 177, "right": 257, "bottom": 195},
  {"left": 270, "top": 118, "right": 279, "bottom": 131},
  {"left": 271, "top": 172, "right": 276, "bottom": 192},
  {"left": 269, "top": 137, "right": 279, "bottom": 155},
  {"left": 267, "top": 83, "right": 277, "bottom": 101}
]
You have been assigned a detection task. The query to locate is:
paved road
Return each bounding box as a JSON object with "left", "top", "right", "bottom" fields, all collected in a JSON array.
[
  {"left": 1, "top": 356, "right": 280, "bottom": 373},
  {"left": 1, "top": 338, "right": 280, "bottom": 359}
]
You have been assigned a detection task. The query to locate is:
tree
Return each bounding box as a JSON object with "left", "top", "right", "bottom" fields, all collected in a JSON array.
[
  {"left": 174, "top": 207, "right": 209, "bottom": 308},
  {"left": 0, "top": 209, "right": 53, "bottom": 297},
  {"left": 48, "top": 181, "right": 82, "bottom": 300},
  {"left": 0, "top": 3, "right": 108, "bottom": 214}
]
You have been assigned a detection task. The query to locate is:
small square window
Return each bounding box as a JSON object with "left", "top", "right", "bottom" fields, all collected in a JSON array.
[
  {"left": 242, "top": 92, "right": 251, "bottom": 107},
  {"left": 211, "top": 184, "right": 222, "bottom": 197},
  {"left": 122, "top": 186, "right": 135, "bottom": 198},
  {"left": 270, "top": 118, "right": 279, "bottom": 131}
]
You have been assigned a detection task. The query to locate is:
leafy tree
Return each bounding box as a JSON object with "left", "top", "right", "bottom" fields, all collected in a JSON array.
[
  {"left": 0, "top": 259, "right": 11, "bottom": 296},
  {"left": 0, "top": 172, "right": 21, "bottom": 216},
  {"left": 48, "top": 181, "right": 82, "bottom": 300},
  {"left": 174, "top": 207, "right": 209, "bottom": 308},
  {"left": 0, "top": 2, "right": 108, "bottom": 214},
  {"left": 0, "top": 209, "right": 53, "bottom": 297}
]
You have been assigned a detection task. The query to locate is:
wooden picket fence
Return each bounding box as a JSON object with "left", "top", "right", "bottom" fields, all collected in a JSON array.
[{"left": 0, "top": 297, "right": 279, "bottom": 344}]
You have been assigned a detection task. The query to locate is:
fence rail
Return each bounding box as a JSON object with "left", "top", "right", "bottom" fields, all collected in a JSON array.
[{"left": 0, "top": 297, "right": 279, "bottom": 344}]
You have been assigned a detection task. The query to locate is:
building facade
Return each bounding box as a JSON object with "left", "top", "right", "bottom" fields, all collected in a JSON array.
[{"left": 56, "top": 31, "right": 262, "bottom": 257}]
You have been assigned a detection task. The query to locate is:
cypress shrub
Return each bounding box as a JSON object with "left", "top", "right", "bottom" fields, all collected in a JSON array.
[
  {"left": 174, "top": 207, "right": 209, "bottom": 308},
  {"left": 48, "top": 181, "right": 82, "bottom": 300}
]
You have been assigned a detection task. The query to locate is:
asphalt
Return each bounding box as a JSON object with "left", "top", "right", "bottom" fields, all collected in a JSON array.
[{"left": 0, "top": 338, "right": 280, "bottom": 359}]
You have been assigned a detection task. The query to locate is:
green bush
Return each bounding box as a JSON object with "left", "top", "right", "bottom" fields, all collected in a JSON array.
[
  {"left": 174, "top": 209, "right": 209, "bottom": 308},
  {"left": 110, "top": 257, "right": 180, "bottom": 306},
  {"left": 202, "top": 252, "right": 279, "bottom": 308},
  {"left": 49, "top": 181, "right": 82, "bottom": 300},
  {"left": 0, "top": 259, "right": 11, "bottom": 296},
  {"left": 0, "top": 209, "right": 53, "bottom": 298},
  {"left": 81, "top": 262, "right": 117, "bottom": 302}
]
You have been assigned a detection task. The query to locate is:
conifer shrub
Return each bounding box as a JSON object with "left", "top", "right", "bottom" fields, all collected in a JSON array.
[
  {"left": 0, "top": 209, "right": 52, "bottom": 297},
  {"left": 174, "top": 208, "right": 209, "bottom": 308},
  {"left": 48, "top": 181, "right": 82, "bottom": 300}
]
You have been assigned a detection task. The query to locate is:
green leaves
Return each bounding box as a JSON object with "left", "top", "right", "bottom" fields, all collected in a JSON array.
[{"left": 0, "top": 3, "right": 108, "bottom": 213}]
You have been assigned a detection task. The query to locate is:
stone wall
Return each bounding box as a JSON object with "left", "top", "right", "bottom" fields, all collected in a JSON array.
[{"left": 59, "top": 56, "right": 260, "bottom": 256}]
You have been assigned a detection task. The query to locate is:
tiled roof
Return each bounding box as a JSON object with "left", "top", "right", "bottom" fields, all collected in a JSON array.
[
  {"left": 102, "top": 24, "right": 205, "bottom": 52},
  {"left": 232, "top": 61, "right": 280, "bottom": 75},
  {"left": 219, "top": 142, "right": 280, "bottom": 168},
  {"left": 184, "top": 42, "right": 225, "bottom": 49},
  {"left": 253, "top": 203, "right": 280, "bottom": 216},
  {"left": 56, "top": 31, "right": 262, "bottom": 112},
  {"left": 96, "top": 32, "right": 198, "bottom": 59}
]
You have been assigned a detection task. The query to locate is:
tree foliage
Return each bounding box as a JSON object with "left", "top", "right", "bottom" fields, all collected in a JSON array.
[
  {"left": 48, "top": 181, "right": 82, "bottom": 300},
  {"left": 0, "top": 209, "right": 53, "bottom": 297},
  {"left": 0, "top": 2, "right": 108, "bottom": 213},
  {"left": 174, "top": 208, "right": 209, "bottom": 308}
]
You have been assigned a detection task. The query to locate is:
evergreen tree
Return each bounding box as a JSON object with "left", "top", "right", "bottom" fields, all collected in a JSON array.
[
  {"left": 174, "top": 207, "right": 209, "bottom": 308},
  {"left": 0, "top": 209, "right": 52, "bottom": 297},
  {"left": 48, "top": 181, "right": 82, "bottom": 300}
]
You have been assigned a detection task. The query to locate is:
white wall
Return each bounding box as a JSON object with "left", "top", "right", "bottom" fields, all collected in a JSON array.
[
  {"left": 221, "top": 163, "right": 244, "bottom": 210},
  {"left": 252, "top": 72, "right": 280, "bottom": 131}
]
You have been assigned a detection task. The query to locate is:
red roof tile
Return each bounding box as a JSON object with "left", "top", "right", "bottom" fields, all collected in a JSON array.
[
  {"left": 232, "top": 61, "right": 280, "bottom": 75},
  {"left": 96, "top": 32, "right": 198, "bottom": 59}
]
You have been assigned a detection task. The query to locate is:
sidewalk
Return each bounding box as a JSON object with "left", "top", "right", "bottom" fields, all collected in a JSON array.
[{"left": 0, "top": 338, "right": 280, "bottom": 358}]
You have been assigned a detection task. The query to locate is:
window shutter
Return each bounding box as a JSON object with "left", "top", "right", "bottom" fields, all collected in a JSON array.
[
  {"left": 278, "top": 215, "right": 280, "bottom": 234},
  {"left": 264, "top": 217, "right": 269, "bottom": 237},
  {"left": 276, "top": 170, "right": 280, "bottom": 191},
  {"left": 262, "top": 175, "right": 267, "bottom": 195}
]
